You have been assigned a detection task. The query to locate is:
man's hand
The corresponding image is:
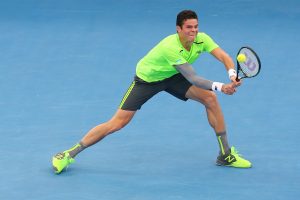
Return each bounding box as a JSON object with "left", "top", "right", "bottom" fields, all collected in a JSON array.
[
  {"left": 221, "top": 82, "right": 237, "bottom": 95},
  {"left": 230, "top": 75, "right": 242, "bottom": 87}
]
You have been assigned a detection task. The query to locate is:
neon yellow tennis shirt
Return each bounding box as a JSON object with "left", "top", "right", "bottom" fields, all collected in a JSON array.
[{"left": 136, "top": 32, "right": 219, "bottom": 82}]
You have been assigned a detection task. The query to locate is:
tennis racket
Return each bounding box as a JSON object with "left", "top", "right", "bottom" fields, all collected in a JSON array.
[{"left": 236, "top": 47, "right": 261, "bottom": 81}]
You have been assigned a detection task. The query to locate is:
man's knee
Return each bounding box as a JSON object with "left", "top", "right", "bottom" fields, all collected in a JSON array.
[
  {"left": 107, "top": 110, "right": 135, "bottom": 132},
  {"left": 186, "top": 86, "right": 218, "bottom": 106},
  {"left": 109, "top": 118, "right": 130, "bottom": 132},
  {"left": 201, "top": 91, "right": 218, "bottom": 107}
]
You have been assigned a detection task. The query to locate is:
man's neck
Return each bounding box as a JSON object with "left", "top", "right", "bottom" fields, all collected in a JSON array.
[
  {"left": 179, "top": 36, "right": 193, "bottom": 51},
  {"left": 183, "top": 42, "right": 192, "bottom": 51}
]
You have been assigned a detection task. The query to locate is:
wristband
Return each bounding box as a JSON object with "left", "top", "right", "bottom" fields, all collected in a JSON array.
[
  {"left": 212, "top": 82, "right": 224, "bottom": 92},
  {"left": 228, "top": 69, "right": 237, "bottom": 79}
]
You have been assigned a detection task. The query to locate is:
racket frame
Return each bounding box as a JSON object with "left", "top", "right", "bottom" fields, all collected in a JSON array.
[{"left": 236, "top": 46, "right": 261, "bottom": 81}]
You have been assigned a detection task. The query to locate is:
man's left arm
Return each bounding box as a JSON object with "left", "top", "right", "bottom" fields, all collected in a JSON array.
[{"left": 210, "top": 47, "right": 240, "bottom": 85}]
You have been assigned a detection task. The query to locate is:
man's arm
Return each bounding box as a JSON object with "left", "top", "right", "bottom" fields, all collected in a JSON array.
[
  {"left": 175, "top": 63, "right": 213, "bottom": 90},
  {"left": 175, "top": 63, "right": 236, "bottom": 95},
  {"left": 210, "top": 47, "right": 234, "bottom": 71},
  {"left": 210, "top": 47, "right": 240, "bottom": 85}
]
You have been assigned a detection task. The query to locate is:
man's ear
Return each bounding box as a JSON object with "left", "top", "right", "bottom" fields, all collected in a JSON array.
[{"left": 176, "top": 26, "right": 181, "bottom": 33}]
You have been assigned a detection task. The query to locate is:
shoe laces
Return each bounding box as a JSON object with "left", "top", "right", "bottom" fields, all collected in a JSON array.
[
  {"left": 55, "top": 152, "right": 74, "bottom": 163},
  {"left": 231, "top": 147, "right": 244, "bottom": 158},
  {"left": 54, "top": 152, "right": 65, "bottom": 160}
]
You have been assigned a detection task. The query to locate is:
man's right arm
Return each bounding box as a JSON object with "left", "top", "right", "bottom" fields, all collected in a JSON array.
[{"left": 175, "top": 63, "right": 236, "bottom": 95}]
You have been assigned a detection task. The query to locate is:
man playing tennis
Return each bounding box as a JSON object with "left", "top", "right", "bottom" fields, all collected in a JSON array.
[{"left": 52, "top": 10, "right": 251, "bottom": 174}]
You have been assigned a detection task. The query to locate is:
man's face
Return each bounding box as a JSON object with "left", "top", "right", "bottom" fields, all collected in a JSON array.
[{"left": 176, "top": 19, "right": 198, "bottom": 43}]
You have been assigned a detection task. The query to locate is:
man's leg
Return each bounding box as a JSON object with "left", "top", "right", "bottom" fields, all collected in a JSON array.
[
  {"left": 185, "top": 85, "right": 251, "bottom": 168},
  {"left": 186, "top": 86, "right": 230, "bottom": 153},
  {"left": 52, "top": 109, "right": 136, "bottom": 174},
  {"left": 81, "top": 109, "right": 136, "bottom": 147},
  {"left": 185, "top": 86, "right": 226, "bottom": 133},
  {"left": 52, "top": 75, "right": 166, "bottom": 174}
]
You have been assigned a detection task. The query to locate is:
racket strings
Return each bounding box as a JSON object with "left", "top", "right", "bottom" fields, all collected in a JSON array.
[
  {"left": 238, "top": 48, "right": 260, "bottom": 78},
  {"left": 240, "top": 62, "right": 258, "bottom": 77}
]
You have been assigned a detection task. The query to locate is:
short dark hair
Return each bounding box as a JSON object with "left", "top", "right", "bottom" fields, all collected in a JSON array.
[{"left": 176, "top": 10, "right": 198, "bottom": 27}]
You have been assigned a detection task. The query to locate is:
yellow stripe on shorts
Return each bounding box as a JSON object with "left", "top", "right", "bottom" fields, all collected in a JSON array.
[{"left": 119, "top": 81, "right": 136, "bottom": 109}]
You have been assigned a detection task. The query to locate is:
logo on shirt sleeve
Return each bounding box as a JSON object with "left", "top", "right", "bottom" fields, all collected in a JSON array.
[{"left": 175, "top": 59, "right": 182, "bottom": 63}]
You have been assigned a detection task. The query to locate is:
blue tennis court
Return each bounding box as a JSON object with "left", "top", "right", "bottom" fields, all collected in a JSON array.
[{"left": 0, "top": 0, "right": 299, "bottom": 199}]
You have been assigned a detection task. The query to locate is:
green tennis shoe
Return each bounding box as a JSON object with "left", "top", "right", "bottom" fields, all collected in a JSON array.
[
  {"left": 52, "top": 151, "right": 75, "bottom": 174},
  {"left": 216, "top": 147, "right": 252, "bottom": 168}
]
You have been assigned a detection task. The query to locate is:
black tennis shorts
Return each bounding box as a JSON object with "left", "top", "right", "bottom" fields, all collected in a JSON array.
[{"left": 119, "top": 73, "right": 192, "bottom": 111}]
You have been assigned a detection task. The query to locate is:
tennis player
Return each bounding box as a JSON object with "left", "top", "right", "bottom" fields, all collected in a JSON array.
[{"left": 52, "top": 10, "right": 251, "bottom": 174}]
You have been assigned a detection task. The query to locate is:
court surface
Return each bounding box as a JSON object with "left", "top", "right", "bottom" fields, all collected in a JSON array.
[{"left": 0, "top": 0, "right": 299, "bottom": 199}]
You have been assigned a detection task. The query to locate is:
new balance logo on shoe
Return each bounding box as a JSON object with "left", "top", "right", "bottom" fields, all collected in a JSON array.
[{"left": 225, "top": 155, "right": 235, "bottom": 163}]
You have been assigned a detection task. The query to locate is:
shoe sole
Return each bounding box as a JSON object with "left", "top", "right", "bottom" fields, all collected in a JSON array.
[
  {"left": 216, "top": 162, "right": 252, "bottom": 168},
  {"left": 216, "top": 159, "right": 252, "bottom": 168}
]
